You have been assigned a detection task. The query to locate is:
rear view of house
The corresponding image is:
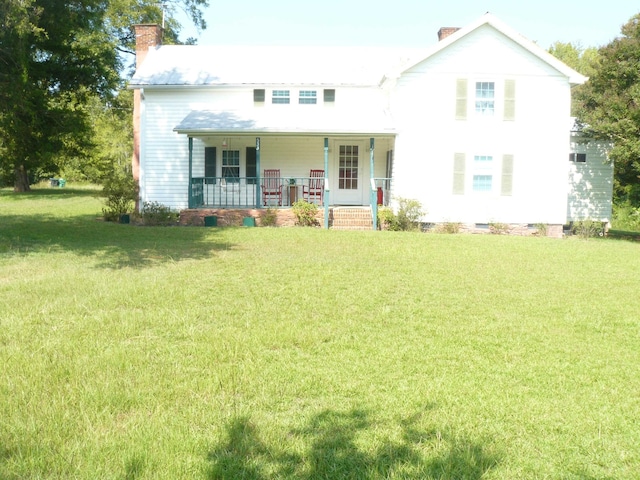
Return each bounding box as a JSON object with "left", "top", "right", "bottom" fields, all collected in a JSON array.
[{"left": 129, "top": 13, "right": 612, "bottom": 233}]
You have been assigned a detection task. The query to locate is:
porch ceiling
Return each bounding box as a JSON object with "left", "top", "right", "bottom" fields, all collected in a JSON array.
[{"left": 173, "top": 109, "right": 396, "bottom": 137}]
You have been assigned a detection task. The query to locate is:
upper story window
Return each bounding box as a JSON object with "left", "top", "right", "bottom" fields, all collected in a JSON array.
[
  {"left": 475, "top": 82, "right": 495, "bottom": 116},
  {"left": 272, "top": 90, "right": 290, "bottom": 104},
  {"left": 299, "top": 90, "right": 317, "bottom": 104}
]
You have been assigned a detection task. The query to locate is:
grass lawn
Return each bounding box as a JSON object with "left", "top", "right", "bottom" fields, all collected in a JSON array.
[{"left": 1, "top": 186, "right": 639, "bottom": 479}]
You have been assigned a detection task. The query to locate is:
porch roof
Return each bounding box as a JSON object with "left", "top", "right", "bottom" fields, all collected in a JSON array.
[{"left": 173, "top": 109, "right": 396, "bottom": 136}]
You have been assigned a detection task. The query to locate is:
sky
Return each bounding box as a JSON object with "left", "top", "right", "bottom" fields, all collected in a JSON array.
[{"left": 174, "top": 0, "right": 639, "bottom": 50}]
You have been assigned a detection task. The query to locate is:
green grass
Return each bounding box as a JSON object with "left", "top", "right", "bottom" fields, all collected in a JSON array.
[{"left": 2, "top": 186, "right": 640, "bottom": 479}]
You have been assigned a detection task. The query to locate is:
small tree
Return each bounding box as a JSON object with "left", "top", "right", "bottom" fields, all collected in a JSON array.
[{"left": 101, "top": 169, "right": 138, "bottom": 222}]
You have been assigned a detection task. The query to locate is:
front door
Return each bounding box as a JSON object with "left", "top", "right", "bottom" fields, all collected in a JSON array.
[{"left": 332, "top": 143, "right": 364, "bottom": 205}]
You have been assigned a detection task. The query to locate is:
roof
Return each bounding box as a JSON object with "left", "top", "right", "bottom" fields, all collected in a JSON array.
[
  {"left": 173, "top": 108, "right": 396, "bottom": 136},
  {"left": 130, "top": 45, "right": 422, "bottom": 87},
  {"left": 130, "top": 13, "right": 587, "bottom": 88},
  {"left": 398, "top": 13, "right": 587, "bottom": 85}
]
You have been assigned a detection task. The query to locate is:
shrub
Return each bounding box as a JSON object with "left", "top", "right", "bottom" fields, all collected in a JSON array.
[
  {"left": 140, "top": 201, "right": 179, "bottom": 226},
  {"left": 489, "top": 222, "right": 510, "bottom": 235},
  {"left": 394, "top": 197, "right": 425, "bottom": 231},
  {"left": 377, "top": 206, "right": 396, "bottom": 230},
  {"left": 437, "top": 222, "right": 462, "bottom": 234},
  {"left": 292, "top": 199, "right": 319, "bottom": 226},
  {"left": 101, "top": 171, "right": 137, "bottom": 222},
  {"left": 535, "top": 223, "right": 548, "bottom": 237},
  {"left": 612, "top": 204, "right": 640, "bottom": 231},
  {"left": 571, "top": 219, "right": 604, "bottom": 239},
  {"left": 261, "top": 207, "right": 278, "bottom": 227}
]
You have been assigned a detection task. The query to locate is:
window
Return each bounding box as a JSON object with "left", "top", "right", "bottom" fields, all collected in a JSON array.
[
  {"left": 299, "top": 90, "right": 317, "bottom": 104},
  {"left": 472, "top": 155, "right": 493, "bottom": 192},
  {"left": 253, "top": 89, "right": 265, "bottom": 102},
  {"left": 324, "top": 89, "right": 335, "bottom": 103},
  {"left": 339, "top": 145, "right": 358, "bottom": 190},
  {"left": 222, "top": 150, "right": 240, "bottom": 183},
  {"left": 272, "top": 90, "right": 290, "bottom": 104},
  {"left": 569, "top": 153, "right": 587, "bottom": 162},
  {"left": 475, "top": 82, "right": 495, "bottom": 116},
  {"left": 473, "top": 175, "right": 493, "bottom": 192}
]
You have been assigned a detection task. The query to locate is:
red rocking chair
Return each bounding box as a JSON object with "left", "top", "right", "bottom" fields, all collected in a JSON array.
[
  {"left": 302, "top": 169, "right": 325, "bottom": 205},
  {"left": 261, "top": 169, "right": 282, "bottom": 206}
]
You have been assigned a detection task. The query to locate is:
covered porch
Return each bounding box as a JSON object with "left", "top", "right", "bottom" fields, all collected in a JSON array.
[{"left": 174, "top": 110, "right": 396, "bottom": 228}]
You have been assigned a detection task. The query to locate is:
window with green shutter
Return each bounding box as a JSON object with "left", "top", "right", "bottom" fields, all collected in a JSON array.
[{"left": 453, "top": 153, "right": 466, "bottom": 194}]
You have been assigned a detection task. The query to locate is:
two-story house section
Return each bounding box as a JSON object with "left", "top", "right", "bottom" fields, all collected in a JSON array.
[{"left": 130, "top": 13, "right": 610, "bottom": 232}]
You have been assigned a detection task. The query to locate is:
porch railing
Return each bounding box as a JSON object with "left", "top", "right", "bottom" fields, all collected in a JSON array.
[{"left": 189, "top": 176, "right": 326, "bottom": 208}]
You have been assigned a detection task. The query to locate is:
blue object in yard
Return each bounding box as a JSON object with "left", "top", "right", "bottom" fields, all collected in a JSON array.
[{"left": 58, "top": 178, "right": 66, "bottom": 187}]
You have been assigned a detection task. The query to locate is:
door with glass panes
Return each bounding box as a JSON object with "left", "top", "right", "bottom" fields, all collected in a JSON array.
[{"left": 332, "top": 142, "right": 364, "bottom": 205}]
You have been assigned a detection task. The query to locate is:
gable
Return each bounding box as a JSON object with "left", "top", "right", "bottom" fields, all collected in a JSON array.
[{"left": 399, "top": 14, "right": 586, "bottom": 85}]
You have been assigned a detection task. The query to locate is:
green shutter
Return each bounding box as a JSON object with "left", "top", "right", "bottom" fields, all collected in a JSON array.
[
  {"left": 204, "top": 147, "right": 216, "bottom": 184},
  {"left": 455, "top": 79, "right": 468, "bottom": 120},
  {"left": 453, "top": 153, "right": 466, "bottom": 195},
  {"left": 504, "top": 79, "right": 515, "bottom": 121},
  {"left": 501, "top": 154, "right": 514, "bottom": 196},
  {"left": 246, "top": 147, "right": 257, "bottom": 184}
]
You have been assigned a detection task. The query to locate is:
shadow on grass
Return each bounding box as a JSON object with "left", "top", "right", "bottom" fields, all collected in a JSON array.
[
  {"left": 0, "top": 213, "right": 235, "bottom": 269},
  {"left": 206, "top": 409, "right": 500, "bottom": 479}
]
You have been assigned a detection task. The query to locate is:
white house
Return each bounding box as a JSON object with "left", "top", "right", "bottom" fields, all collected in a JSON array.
[{"left": 129, "top": 13, "right": 612, "bottom": 233}]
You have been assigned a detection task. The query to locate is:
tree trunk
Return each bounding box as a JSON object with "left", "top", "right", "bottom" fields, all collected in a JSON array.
[{"left": 13, "top": 165, "right": 30, "bottom": 192}]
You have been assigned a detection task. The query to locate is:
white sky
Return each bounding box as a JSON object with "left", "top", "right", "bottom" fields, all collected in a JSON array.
[{"left": 175, "top": 0, "right": 639, "bottom": 50}]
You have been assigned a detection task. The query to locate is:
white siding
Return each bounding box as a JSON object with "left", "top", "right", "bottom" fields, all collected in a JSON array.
[
  {"left": 567, "top": 137, "right": 613, "bottom": 222},
  {"left": 391, "top": 23, "right": 572, "bottom": 224}
]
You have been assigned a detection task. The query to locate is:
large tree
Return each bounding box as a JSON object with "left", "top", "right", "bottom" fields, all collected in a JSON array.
[
  {"left": 574, "top": 13, "right": 640, "bottom": 205},
  {"left": 0, "top": 0, "right": 207, "bottom": 191}
]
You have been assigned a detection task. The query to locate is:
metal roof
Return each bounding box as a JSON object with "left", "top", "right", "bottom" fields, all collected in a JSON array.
[
  {"left": 173, "top": 108, "right": 396, "bottom": 136},
  {"left": 130, "top": 45, "right": 423, "bottom": 87}
]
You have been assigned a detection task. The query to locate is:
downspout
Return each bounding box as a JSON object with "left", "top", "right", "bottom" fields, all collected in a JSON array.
[
  {"left": 256, "top": 137, "right": 261, "bottom": 208},
  {"left": 188, "top": 137, "right": 193, "bottom": 208},
  {"left": 370, "top": 137, "right": 377, "bottom": 231},
  {"left": 324, "top": 137, "right": 329, "bottom": 229}
]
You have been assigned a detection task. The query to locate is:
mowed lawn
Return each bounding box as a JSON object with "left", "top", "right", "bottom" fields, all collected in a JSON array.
[{"left": 1, "top": 187, "right": 639, "bottom": 479}]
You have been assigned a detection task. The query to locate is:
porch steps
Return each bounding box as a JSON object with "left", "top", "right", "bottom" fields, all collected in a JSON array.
[{"left": 330, "top": 207, "right": 373, "bottom": 231}]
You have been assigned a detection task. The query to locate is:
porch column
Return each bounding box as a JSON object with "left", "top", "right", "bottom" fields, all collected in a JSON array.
[
  {"left": 370, "top": 137, "right": 377, "bottom": 230},
  {"left": 324, "top": 137, "right": 329, "bottom": 229},
  {"left": 188, "top": 136, "right": 193, "bottom": 208},
  {"left": 255, "top": 137, "right": 261, "bottom": 208}
]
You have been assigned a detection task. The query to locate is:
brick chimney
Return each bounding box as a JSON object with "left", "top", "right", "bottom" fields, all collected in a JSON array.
[
  {"left": 437, "top": 27, "right": 460, "bottom": 41},
  {"left": 132, "top": 24, "right": 162, "bottom": 204}
]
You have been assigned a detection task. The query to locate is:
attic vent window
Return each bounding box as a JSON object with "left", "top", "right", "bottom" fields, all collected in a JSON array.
[
  {"left": 253, "top": 89, "right": 265, "bottom": 102},
  {"left": 299, "top": 90, "right": 317, "bottom": 104},
  {"left": 324, "top": 89, "right": 335, "bottom": 103},
  {"left": 272, "top": 90, "right": 290, "bottom": 104},
  {"left": 569, "top": 153, "right": 587, "bottom": 163}
]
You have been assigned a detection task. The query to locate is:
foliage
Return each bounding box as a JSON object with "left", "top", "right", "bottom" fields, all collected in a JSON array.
[
  {"left": 101, "top": 170, "right": 138, "bottom": 221},
  {"left": 436, "top": 222, "right": 462, "bottom": 234},
  {"left": 571, "top": 13, "right": 640, "bottom": 206},
  {"left": 612, "top": 203, "right": 640, "bottom": 232},
  {"left": 261, "top": 207, "right": 278, "bottom": 227},
  {"left": 571, "top": 219, "right": 605, "bottom": 239},
  {"left": 140, "top": 201, "right": 179, "bottom": 226},
  {"left": 292, "top": 199, "right": 319, "bottom": 226},
  {"left": 376, "top": 206, "right": 396, "bottom": 230},
  {"left": 393, "top": 197, "right": 425, "bottom": 231},
  {"left": 535, "top": 223, "right": 548, "bottom": 237},
  {"left": 3, "top": 191, "right": 640, "bottom": 479},
  {"left": 489, "top": 222, "right": 510, "bottom": 235},
  {"left": 0, "top": 0, "right": 208, "bottom": 191}
]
